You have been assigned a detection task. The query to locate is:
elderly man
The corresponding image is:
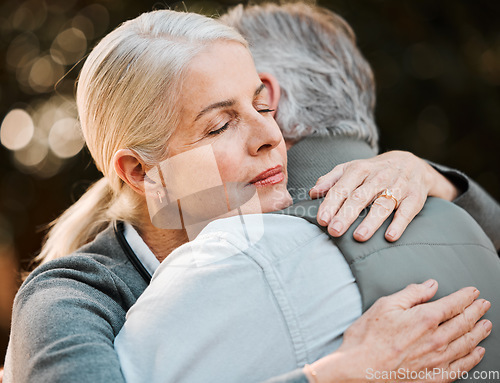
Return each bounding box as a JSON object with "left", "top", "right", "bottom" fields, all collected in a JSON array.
[
  {"left": 221, "top": 0, "right": 500, "bottom": 373},
  {"left": 222, "top": 3, "right": 500, "bottom": 248},
  {"left": 113, "top": 3, "right": 499, "bottom": 383}
]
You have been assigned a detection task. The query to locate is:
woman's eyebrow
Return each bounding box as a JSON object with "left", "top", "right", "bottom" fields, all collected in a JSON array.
[
  {"left": 194, "top": 83, "right": 266, "bottom": 122},
  {"left": 195, "top": 100, "right": 235, "bottom": 122}
]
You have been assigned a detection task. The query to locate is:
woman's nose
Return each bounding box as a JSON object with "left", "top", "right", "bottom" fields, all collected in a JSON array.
[{"left": 247, "top": 114, "right": 283, "bottom": 155}]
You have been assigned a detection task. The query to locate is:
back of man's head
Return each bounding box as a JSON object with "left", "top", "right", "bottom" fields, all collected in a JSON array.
[{"left": 221, "top": 2, "right": 379, "bottom": 150}]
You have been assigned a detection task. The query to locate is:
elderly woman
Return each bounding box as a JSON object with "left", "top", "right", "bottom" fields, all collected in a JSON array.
[
  {"left": 3, "top": 8, "right": 492, "bottom": 383},
  {"left": 111, "top": 4, "right": 500, "bottom": 383}
]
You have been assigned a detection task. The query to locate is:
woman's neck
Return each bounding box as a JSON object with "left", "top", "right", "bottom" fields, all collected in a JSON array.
[
  {"left": 134, "top": 188, "right": 291, "bottom": 262},
  {"left": 138, "top": 221, "right": 189, "bottom": 262}
]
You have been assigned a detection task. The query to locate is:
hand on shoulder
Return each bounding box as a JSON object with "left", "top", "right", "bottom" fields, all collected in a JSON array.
[{"left": 303, "top": 280, "right": 490, "bottom": 383}]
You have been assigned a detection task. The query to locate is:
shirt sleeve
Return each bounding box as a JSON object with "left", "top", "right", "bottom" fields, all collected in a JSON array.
[
  {"left": 430, "top": 161, "right": 500, "bottom": 252},
  {"left": 4, "top": 256, "right": 130, "bottom": 383}
]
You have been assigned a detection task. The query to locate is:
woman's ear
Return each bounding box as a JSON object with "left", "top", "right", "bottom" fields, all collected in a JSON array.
[
  {"left": 259, "top": 72, "right": 281, "bottom": 117},
  {"left": 113, "top": 149, "right": 148, "bottom": 195}
]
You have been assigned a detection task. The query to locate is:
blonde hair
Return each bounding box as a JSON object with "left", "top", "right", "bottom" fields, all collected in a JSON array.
[{"left": 35, "top": 10, "right": 247, "bottom": 265}]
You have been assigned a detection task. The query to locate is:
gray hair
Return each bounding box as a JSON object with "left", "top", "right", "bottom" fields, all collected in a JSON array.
[{"left": 220, "top": 3, "right": 378, "bottom": 150}]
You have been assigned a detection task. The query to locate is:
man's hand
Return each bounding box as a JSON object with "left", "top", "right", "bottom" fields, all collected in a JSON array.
[
  {"left": 306, "top": 280, "right": 491, "bottom": 383},
  {"left": 309, "top": 151, "right": 460, "bottom": 242}
]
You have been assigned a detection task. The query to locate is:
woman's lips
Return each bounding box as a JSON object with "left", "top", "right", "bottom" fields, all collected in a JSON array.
[{"left": 249, "top": 165, "right": 285, "bottom": 187}]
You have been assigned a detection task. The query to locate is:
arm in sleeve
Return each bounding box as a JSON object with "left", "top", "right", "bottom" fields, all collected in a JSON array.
[
  {"left": 430, "top": 161, "right": 500, "bottom": 251},
  {"left": 4, "top": 256, "right": 131, "bottom": 383}
]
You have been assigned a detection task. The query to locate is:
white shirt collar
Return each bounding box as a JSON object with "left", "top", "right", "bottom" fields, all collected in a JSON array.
[{"left": 123, "top": 222, "right": 160, "bottom": 277}]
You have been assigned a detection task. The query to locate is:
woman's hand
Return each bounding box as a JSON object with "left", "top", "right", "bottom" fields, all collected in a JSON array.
[
  {"left": 305, "top": 281, "right": 490, "bottom": 383},
  {"left": 309, "top": 151, "right": 459, "bottom": 242}
]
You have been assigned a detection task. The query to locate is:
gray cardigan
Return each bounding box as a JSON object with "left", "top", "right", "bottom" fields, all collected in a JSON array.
[
  {"left": 287, "top": 136, "right": 500, "bottom": 251},
  {"left": 4, "top": 136, "right": 499, "bottom": 382},
  {"left": 278, "top": 197, "right": 500, "bottom": 378},
  {"left": 4, "top": 227, "right": 148, "bottom": 383},
  {"left": 3, "top": 225, "right": 307, "bottom": 383}
]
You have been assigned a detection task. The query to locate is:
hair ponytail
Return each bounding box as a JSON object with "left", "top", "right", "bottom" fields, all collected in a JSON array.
[{"left": 34, "top": 178, "right": 114, "bottom": 266}]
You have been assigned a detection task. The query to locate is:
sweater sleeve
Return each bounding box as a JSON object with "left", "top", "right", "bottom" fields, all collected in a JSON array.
[
  {"left": 430, "top": 161, "right": 500, "bottom": 251},
  {"left": 3, "top": 256, "right": 133, "bottom": 383},
  {"left": 5, "top": 253, "right": 312, "bottom": 383}
]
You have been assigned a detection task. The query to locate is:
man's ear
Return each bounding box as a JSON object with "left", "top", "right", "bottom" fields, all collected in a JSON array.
[
  {"left": 113, "top": 149, "right": 148, "bottom": 195},
  {"left": 259, "top": 72, "right": 280, "bottom": 117}
]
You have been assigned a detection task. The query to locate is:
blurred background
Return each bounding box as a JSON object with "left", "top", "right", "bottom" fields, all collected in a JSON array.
[{"left": 1, "top": 0, "right": 499, "bottom": 364}]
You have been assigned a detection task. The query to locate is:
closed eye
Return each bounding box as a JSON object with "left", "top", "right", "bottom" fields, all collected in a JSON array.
[{"left": 208, "top": 122, "right": 230, "bottom": 136}]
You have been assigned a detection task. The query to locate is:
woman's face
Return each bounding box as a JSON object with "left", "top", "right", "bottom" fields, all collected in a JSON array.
[{"left": 149, "top": 41, "right": 291, "bottom": 230}]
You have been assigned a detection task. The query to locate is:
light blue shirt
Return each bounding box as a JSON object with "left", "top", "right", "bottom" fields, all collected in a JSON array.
[{"left": 115, "top": 214, "right": 362, "bottom": 383}]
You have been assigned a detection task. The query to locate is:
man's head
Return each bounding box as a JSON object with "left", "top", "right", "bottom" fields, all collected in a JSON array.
[{"left": 220, "top": 2, "right": 379, "bottom": 151}]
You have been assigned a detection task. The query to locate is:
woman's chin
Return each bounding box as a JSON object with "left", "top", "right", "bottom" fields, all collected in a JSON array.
[{"left": 260, "top": 192, "right": 293, "bottom": 213}]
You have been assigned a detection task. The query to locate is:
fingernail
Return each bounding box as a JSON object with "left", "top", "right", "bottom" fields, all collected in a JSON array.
[
  {"left": 483, "top": 320, "right": 492, "bottom": 331},
  {"left": 483, "top": 300, "right": 491, "bottom": 309},
  {"left": 355, "top": 226, "right": 368, "bottom": 239},
  {"left": 474, "top": 288, "right": 480, "bottom": 298},
  {"left": 331, "top": 220, "right": 343, "bottom": 234},
  {"left": 478, "top": 347, "right": 485, "bottom": 357},
  {"left": 423, "top": 279, "right": 436, "bottom": 288},
  {"left": 318, "top": 211, "right": 330, "bottom": 225},
  {"left": 312, "top": 182, "right": 326, "bottom": 191},
  {"left": 386, "top": 229, "right": 397, "bottom": 240}
]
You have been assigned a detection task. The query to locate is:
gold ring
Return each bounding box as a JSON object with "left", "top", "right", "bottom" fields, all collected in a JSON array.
[{"left": 379, "top": 189, "right": 399, "bottom": 209}]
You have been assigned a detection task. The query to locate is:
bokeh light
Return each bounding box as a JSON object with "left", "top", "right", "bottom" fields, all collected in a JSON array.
[
  {"left": 0, "top": 109, "right": 35, "bottom": 150},
  {"left": 79, "top": 4, "right": 110, "bottom": 38},
  {"left": 28, "top": 54, "right": 65, "bottom": 93},
  {"left": 6, "top": 32, "right": 40, "bottom": 71},
  {"left": 50, "top": 27, "right": 87, "bottom": 65},
  {"left": 1, "top": 95, "right": 81, "bottom": 178},
  {"left": 48, "top": 117, "right": 84, "bottom": 158},
  {"left": 13, "top": 129, "right": 49, "bottom": 169},
  {"left": 10, "top": 0, "right": 47, "bottom": 32},
  {"left": 71, "top": 14, "right": 95, "bottom": 40},
  {"left": 1, "top": 0, "right": 101, "bottom": 183}
]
